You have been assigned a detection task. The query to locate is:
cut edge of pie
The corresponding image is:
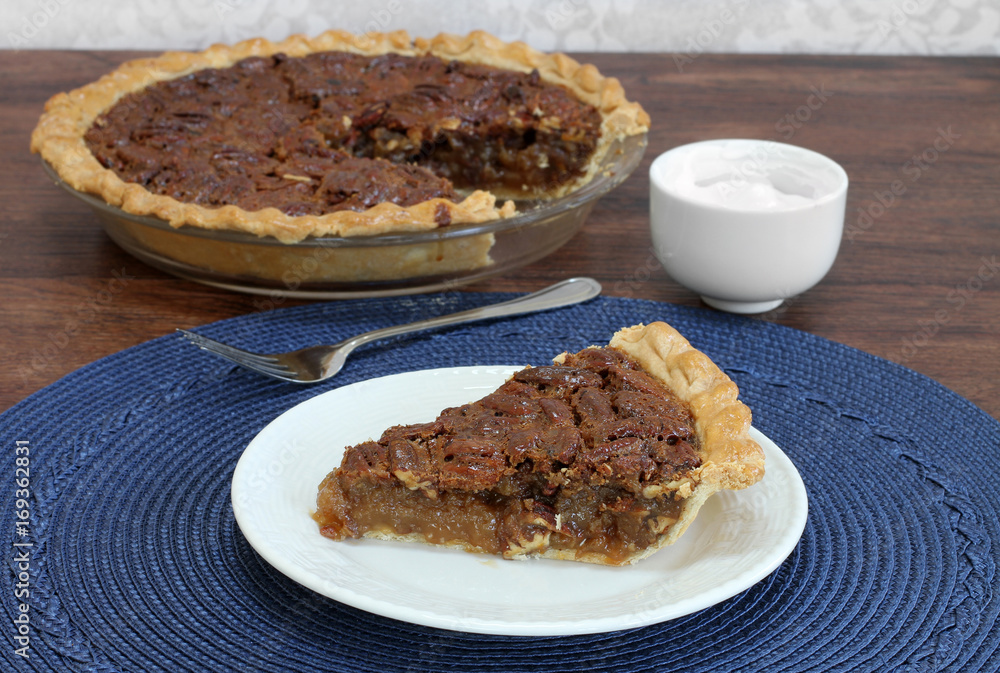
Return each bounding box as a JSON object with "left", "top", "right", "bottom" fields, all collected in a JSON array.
[
  {"left": 313, "top": 322, "right": 765, "bottom": 566},
  {"left": 30, "top": 29, "right": 650, "bottom": 244}
]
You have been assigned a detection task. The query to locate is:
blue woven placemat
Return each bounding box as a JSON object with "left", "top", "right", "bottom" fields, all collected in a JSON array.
[{"left": 2, "top": 294, "right": 999, "bottom": 672}]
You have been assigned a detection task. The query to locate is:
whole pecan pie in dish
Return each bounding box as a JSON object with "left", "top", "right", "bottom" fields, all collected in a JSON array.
[
  {"left": 314, "top": 323, "right": 765, "bottom": 566},
  {"left": 31, "top": 30, "right": 648, "bottom": 246}
]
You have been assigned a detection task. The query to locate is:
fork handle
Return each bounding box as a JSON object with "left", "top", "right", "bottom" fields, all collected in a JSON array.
[{"left": 341, "top": 277, "right": 602, "bottom": 353}]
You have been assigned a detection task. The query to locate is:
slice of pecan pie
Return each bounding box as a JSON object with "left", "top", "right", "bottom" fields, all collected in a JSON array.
[{"left": 314, "top": 322, "right": 764, "bottom": 566}]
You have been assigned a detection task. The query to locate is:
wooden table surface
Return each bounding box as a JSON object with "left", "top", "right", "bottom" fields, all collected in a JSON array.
[{"left": 2, "top": 51, "right": 998, "bottom": 420}]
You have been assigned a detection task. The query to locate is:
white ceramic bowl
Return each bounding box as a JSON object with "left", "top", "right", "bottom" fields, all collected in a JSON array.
[{"left": 649, "top": 139, "right": 848, "bottom": 314}]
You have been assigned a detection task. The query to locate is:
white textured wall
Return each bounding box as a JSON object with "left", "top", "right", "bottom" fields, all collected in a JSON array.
[{"left": 3, "top": 0, "right": 999, "bottom": 54}]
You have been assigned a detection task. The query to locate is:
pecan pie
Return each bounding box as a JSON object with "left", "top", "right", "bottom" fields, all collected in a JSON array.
[
  {"left": 314, "top": 323, "right": 764, "bottom": 566},
  {"left": 30, "top": 30, "right": 649, "bottom": 244}
]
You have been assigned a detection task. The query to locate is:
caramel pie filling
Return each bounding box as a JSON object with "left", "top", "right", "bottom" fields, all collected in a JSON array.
[
  {"left": 83, "top": 51, "right": 603, "bottom": 217},
  {"left": 314, "top": 347, "right": 702, "bottom": 565}
]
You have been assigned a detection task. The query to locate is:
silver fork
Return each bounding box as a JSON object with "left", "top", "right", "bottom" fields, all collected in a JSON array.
[{"left": 177, "top": 277, "right": 601, "bottom": 383}]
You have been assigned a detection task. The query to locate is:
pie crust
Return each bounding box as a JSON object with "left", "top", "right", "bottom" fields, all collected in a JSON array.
[
  {"left": 314, "top": 322, "right": 764, "bottom": 565},
  {"left": 604, "top": 322, "right": 765, "bottom": 547},
  {"left": 30, "top": 30, "right": 649, "bottom": 244}
]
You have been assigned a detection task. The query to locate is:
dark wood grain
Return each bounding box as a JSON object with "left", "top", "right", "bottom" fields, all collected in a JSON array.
[{"left": 2, "top": 50, "right": 998, "bottom": 420}]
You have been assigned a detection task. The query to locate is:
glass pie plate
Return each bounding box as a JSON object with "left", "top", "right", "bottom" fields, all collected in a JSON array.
[{"left": 42, "top": 133, "right": 646, "bottom": 299}]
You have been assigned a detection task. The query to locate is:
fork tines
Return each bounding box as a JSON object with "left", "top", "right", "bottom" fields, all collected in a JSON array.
[{"left": 177, "top": 329, "right": 296, "bottom": 380}]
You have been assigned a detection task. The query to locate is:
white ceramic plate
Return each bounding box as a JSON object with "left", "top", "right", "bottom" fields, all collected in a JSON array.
[{"left": 232, "top": 366, "right": 808, "bottom": 636}]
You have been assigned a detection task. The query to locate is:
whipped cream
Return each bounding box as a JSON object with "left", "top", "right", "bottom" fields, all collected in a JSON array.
[{"left": 651, "top": 139, "right": 844, "bottom": 212}]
